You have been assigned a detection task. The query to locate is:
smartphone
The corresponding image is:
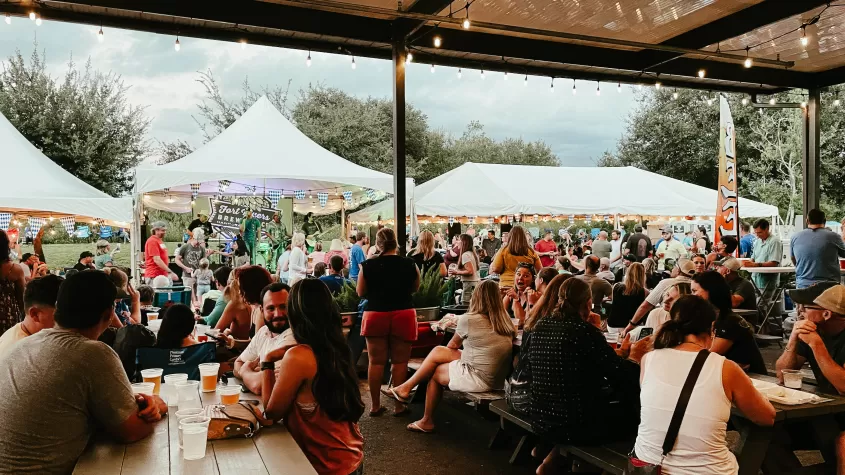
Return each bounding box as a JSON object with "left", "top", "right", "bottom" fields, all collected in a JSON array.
[
  {"left": 636, "top": 327, "right": 654, "bottom": 341},
  {"left": 205, "top": 332, "right": 227, "bottom": 344}
]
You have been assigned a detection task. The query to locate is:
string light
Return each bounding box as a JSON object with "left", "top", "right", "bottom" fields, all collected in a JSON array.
[
  {"left": 572, "top": 80, "right": 577, "bottom": 95},
  {"left": 698, "top": 69, "right": 706, "bottom": 78},
  {"left": 596, "top": 82, "right": 601, "bottom": 96},
  {"left": 306, "top": 50, "right": 311, "bottom": 67},
  {"left": 655, "top": 81, "right": 662, "bottom": 89},
  {"left": 174, "top": 36, "right": 181, "bottom": 51},
  {"left": 5, "top": 13, "right": 11, "bottom": 24},
  {"left": 504, "top": 71, "right": 508, "bottom": 81},
  {"left": 524, "top": 75, "right": 528, "bottom": 86},
  {"left": 406, "top": 52, "right": 413, "bottom": 64},
  {"left": 351, "top": 56, "right": 356, "bottom": 69},
  {"left": 744, "top": 47, "right": 752, "bottom": 68},
  {"left": 769, "top": 97, "right": 776, "bottom": 105},
  {"left": 35, "top": 15, "right": 41, "bottom": 26},
  {"left": 430, "top": 64, "right": 435, "bottom": 73},
  {"left": 706, "top": 97, "right": 713, "bottom": 106},
  {"left": 29, "top": 12, "right": 35, "bottom": 21},
  {"left": 617, "top": 82, "right": 621, "bottom": 93},
  {"left": 741, "top": 97, "right": 749, "bottom": 106},
  {"left": 433, "top": 36, "right": 442, "bottom": 48},
  {"left": 672, "top": 90, "right": 678, "bottom": 100},
  {"left": 550, "top": 78, "right": 554, "bottom": 93},
  {"left": 480, "top": 69, "right": 485, "bottom": 79},
  {"left": 98, "top": 26, "right": 104, "bottom": 43},
  {"left": 835, "top": 99, "right": 841, "bottom": 107},
  {"left": 462, "top": 2, "right": 471, "bottom": 29},
  {"left": 801, "top": 26, "right": 809, "bottom": 47},
  {"left": 240, "top": 40, "right": 247, "bottom": 49},
  {"left": 457, "top": 68, "right": 462, "bottom": 79}
]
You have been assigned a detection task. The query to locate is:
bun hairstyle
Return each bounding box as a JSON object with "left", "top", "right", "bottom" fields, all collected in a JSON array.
[
  {"left": 654, "top": 294, "right": 717, "bottom": 349},
  {"left": 376, "top": 227, "right": 398, "bottom": 253},
  {"left": 555, "top": 277, "right": 592, "bottom": 319}
]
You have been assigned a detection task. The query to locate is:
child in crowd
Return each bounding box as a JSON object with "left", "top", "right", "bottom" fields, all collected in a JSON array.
[
  {"left": 313, "top": 262, "right": 327, "bottom": 278},
  {"left": 192, "top": 258, "right": 213, "bottom": 307}
]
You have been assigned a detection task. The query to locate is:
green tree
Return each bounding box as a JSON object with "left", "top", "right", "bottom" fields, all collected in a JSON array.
[
  {"left": 156, "top": 139, "right": 194, "bottom": 165},
  {"left": 0, "top": 47, "right": 150, "bottom": 196}
]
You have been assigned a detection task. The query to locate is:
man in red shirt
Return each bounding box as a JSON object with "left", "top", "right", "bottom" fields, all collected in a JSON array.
[
  {"left": 535, "top": 230, "right": 558, "bottom": 268},
  {"left": 144, "top": 221, "right": 178, "bottom": 283}
]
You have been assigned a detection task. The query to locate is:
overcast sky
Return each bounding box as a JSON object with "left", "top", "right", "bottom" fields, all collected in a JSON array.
[{"left": 0, "top": 19, "right": 639, "bottom": 166}]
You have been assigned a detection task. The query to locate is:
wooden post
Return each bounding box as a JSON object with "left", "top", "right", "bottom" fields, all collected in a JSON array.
[
  {"left": 802, "top": 88, "right": 820, "bottom": 221},
  {"left": 392, "top": 39, "right": 407, "bottom": 256}
]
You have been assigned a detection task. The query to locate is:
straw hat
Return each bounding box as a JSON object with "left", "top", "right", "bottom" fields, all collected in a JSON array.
[
  {"left": 814, "top": 285, "right": 845, "bottom": 316},
  {"left": 329, "top": 239, "right": 345, "bottom": 252}
]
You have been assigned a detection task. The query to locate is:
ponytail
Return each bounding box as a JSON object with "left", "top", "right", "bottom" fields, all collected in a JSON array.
[
  {"left": 653, "top": 295, "right": 716, "bottom": 349},
  {"left": 654, "top": 319, "right": 684, "bottom": 349}
]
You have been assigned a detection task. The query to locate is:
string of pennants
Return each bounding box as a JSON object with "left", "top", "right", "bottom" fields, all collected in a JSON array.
[
  {"left": 174, "top": 180, "right": 383, "bottom": 209},
  {"left": 0, "top": 215, "right": 109, "bottom": 235},
  {"left": 426, "top": 214, "right": 622, "bottom": 226}
]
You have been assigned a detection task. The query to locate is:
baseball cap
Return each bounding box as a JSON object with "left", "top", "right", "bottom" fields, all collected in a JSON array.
[
  {"left": 813, "top": 285, "right": 845, "bottom": 315},
  {"left": 623, "top": 254, "right": 637, "bottom": 263},
  {"left": 788, "top": 282, "right": 839, "bottom": 306},
  {"left": 662, "top": 225, "right": 673, "bottom": 234},
  {"left": 714, "top": 257, "right": 741, "bottom": 272},
  {"left": 151, "top": 221, "right": 168, "bottom": 231},
  {"left": 676, "top": 257, "right": 695, "bottom": 276},
  {"left": 198, "top": 210, "right": 209, "bottom": 217}
]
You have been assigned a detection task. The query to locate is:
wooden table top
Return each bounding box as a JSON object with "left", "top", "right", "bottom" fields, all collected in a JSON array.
[
  {"left": 736, "top": 374, "right": 845, "bottom": 422},
  {"left": 73, "top": 378, "right": 316, "bottom": 475}
]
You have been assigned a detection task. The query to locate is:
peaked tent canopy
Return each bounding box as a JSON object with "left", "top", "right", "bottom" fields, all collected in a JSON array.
[
  {"left": 134, "top": 96, "right": 412, "bottom": 203},
  {"left": 350, "top": 162, "right": 778, "bottom": 222},
  {"left": 0, "top": 110, "right": 132, "bottom": 224}
]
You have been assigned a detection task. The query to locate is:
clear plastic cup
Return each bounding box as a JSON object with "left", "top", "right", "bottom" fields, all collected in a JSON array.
[
  {"left": 198, "top": 363, "right": 220, "bottom": 393},
  {"left": 131, "top": 382, "right": 156, "bottom": 395},
  {"left": 163, "top": 373, "right": 188, "bottom": 407},
  {"left": 178, "top": 414, "right": 210, "bottom": 454},
  {"left": 140, "top": 368, "right": 163, "bottom": 395},
  {"left": 782, "top": 369, "right": 803, "bottom": 389},
  {"left": 217, "top": 385, "right": 241, "bottom": 405},
  {"left": 175, "top": 380, "right": 201, "bottom": 411},
  {"left": 147, "top": 312, "right": 159, "bottom": 321}
]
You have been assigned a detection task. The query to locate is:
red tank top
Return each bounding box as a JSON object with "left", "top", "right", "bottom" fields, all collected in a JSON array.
[{"left": 284, "top": 401, "right": 363, "bottom": 475}]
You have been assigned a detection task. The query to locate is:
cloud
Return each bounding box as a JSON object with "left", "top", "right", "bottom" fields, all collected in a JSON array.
[{"left": 0, "top": 19, "right": 636, "bottom": 165}]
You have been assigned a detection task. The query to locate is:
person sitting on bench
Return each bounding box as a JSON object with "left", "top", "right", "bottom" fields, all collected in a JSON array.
[{"left": 385, "top": 280, "right": 515, "bottom": 433}]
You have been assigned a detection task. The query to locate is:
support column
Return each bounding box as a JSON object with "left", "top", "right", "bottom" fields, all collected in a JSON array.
[
  {"left": 802, "top": 88, "right": 821, "bottom": 221},
  {"left": 392, "top": 40, "right": 407, "bottom": 256}
]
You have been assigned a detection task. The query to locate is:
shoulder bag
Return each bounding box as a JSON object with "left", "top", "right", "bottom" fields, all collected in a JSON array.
[
  {"left": 626, "top": 349, "right": 710, "bottom": 474},
  {"left": 203, "top": 400, "right": 266, "bottom": 440}
]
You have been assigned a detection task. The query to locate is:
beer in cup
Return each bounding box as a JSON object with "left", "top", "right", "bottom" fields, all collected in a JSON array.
[
  {"left": 140, "top": 368, "right": 163, "bottom": 395},
  {"left": 218, "top": 385, "right": 241, "bottom": 405},
  {"left": 198, "top": 363, "right": 220, "bottom": 393}
]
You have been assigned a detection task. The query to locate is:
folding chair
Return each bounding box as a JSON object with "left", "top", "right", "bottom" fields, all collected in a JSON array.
[{"left": 135, "top": 342, "right": 217, "bottom": 381}]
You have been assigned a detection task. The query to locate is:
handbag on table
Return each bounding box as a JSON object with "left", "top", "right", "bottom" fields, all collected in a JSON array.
[
  {"left": 627, "top": 349, "right": 710, "bottom": 474},
  {"left": 203, "top": 400, "right": 265, "bottom": 440}
]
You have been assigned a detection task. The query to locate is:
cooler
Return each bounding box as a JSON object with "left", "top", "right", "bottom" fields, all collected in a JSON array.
[{"left": 154, "top": 286, "right": 192, "bottom": 307}]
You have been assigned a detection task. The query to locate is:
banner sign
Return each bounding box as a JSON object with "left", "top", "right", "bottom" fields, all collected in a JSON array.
[
  {"left": 209, "top": 198, "right": 275, "bottom": 237},
  {"left": 715, "top": 95, "right": 738, "bottom": 247}
]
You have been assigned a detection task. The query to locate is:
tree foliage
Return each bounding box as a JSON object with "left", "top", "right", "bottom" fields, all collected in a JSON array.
[
  {"left": 600, "top": 86, "right": 845, "bottom": 222},
  {"left": 156, "top": 139, "right": 194, "bottom": 165},
  {"left": 0, "top": 47, "right": 150, "bottom": 196}
]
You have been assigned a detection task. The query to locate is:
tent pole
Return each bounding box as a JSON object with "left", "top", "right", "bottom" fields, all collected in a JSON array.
[
  {"left": 392, "top": 37, "right": 408, "bottom": 256},
  {"left": 340, "top": 198, "right": 346, "bottom": 239},
  {"left": 802, "top": 88, "right": 821, "bottom": 223},
  {"left": 131, "top": 191, "right": 141, "bottom": 285}
]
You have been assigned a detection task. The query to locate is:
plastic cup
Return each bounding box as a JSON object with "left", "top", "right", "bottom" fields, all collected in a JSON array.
[
  {"left": 198, "top": 335, "right": 208, "bottom": 342},
  {"left": 782, "top": 369, "right": 803, "bottom": 389},
  {"left": 131, "top": 382, "right": 155, "bottom": 395},
  {"left": 147, "top": 312, "right": 159, "bottom": 321},
  {"left": 198, "top": 363, "right": 220, "bottom": 393},
  {"left": 176, "top": 409, "right": 210, "bottom": 449},
  {"left": 175, "top": 380, "right": 201, "bottom": 411},
  {"left": 218, "top": 385, "right": 241, "bottom": 405},
  {"left": 178, "top": 413, "right": 209, "bottom": 453},
  {"left": 140, "top": 368, "right": 163, "bottom": 395},
  {"left": 163, "top": 373, "right": 188, "bottom": 407}
]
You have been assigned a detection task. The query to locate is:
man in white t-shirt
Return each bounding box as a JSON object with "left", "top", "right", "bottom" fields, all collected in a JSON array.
[
  {"left": 655, "top": 226, "right": 687, "bottom": 271},
  {"left": 609, "top": 229, "right": 623, "bottom": 269},
  {"left": 234, "top": 283, "right": 296, "bottom": 394}
]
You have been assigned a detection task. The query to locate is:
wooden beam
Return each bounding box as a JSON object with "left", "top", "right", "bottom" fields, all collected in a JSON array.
[{"left": 392, "top": 37, "right": 408, "bottom": 257}]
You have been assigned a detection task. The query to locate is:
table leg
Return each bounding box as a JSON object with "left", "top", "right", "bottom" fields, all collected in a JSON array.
[{"left": 733, "top": 416, "right": 775, "bottom": 475}]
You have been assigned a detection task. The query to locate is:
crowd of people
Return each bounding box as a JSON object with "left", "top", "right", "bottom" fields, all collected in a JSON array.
[{"left": 5, "top": 205, "right": 845, "bottom": 475}]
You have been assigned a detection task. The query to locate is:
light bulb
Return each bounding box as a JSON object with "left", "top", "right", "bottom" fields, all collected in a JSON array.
[
  {"left": 744, "top": 57, "right": 752, "bottom": 68},
  {"left": 309, "top": 194, "right": 313, "bottom": 199},
  {"left": 504, "top": 71, "right": 508, "bottom": 81},
  {"left": 174, "top": 37, "right": 181, "bottom": 51},
  {"left": 240, "top": 40, "right": 247, "bottom": 49},
  {"left": 98, "top": 27, "right": 104, "bottom": 42},
  {"left": 698, "top": 69, "right": 706, "bottom": 78},
  {"left": 462, "top": 18, "right": 470, "bottom": 29},
  {"left": 769, "top": 97, "right": 776, "bottom": 105},
  {"left": 707, "top": 98, "right": 713, "bottom": 106},
  {"left": 655, "top": 81, "right": 661, "bottom": 89},
  {"left": 524, "top": 75, "right": 528, "bottom": 86},
  {"left": 306, "top": 51, "right": 311, "bottom": 67},
  {"left": 480, "top": 70, "right": 485, "bottom": 79},
  {"left": 550, "top": 79, "right": 554, "bottom": 93},
  {"left": 29, "top": 12, "right": 35, "bottom": 21},
  {"left": 741, "top": 97, "right": 749, "bottom": 105},
  {"left": 835, "top": 99, "right": 841, "bottom": 107},
  {"left": 457, "top": 68, "right": 462, "bottom": 79},
  {"left": 351, "top": 57, "right": 356, "bottom": 69},
  {"left": 406, "top": 52, "right": 413, "bottom": 63},
  {"left": 572, "top": 82, "right": 577, "bottom": 95},
  {"left": 801, "top": 101, "right": 807, "bottom": 108},
  {"left": 617, "top": 82, "right": 622, "bottom": 93},
  {"left": 5, "top": 13, "right": 11, "bottom": 24},
  {"left": 637, "top": 84, "right": 643, "bottom": 89},
  {"left": 430, "top": 64, "right": 435, "bottom": 74},
  {"left": 596, "top": 84, "right": 601, "bottom": 96},
  {"left": 672, "top": 91, "right": 678, "bottom": 99},
  {"left": 433, "top": 36, "right": 441, "bottom": 48},
  {"left": 801, "top": 27, "right": 809, "bottom": 47},
  {"left": 35, "top": 16, "right": 41, "bottom": 26}
]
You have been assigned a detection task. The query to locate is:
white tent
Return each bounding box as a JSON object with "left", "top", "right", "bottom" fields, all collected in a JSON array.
[
  {"left": 0, "top": 110, "right": 132, "bottom": 223},
  {"left": 350, "top": 162, "right": 778, "bottom": 222},
  {"left": 134, "top": 96, "right": 412, "bottom": 208}
]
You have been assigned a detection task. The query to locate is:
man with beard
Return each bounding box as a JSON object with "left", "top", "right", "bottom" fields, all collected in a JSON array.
[{"left": 233, "top": 283, "right": 296, "bottom": 394}]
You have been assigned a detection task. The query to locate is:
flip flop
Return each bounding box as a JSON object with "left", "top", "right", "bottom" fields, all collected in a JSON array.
[
  {"left": 384, "top": 387, "right": 411, "bottom": 405},
  {"left": 368, "top": 407, "right": 387, "bottom": 417},
  {"left": 406, "top": 422, "right": 435, "bottom": 434}
]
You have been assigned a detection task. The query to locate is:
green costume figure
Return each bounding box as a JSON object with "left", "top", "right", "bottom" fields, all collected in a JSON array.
[
  {"left": 266, "top": 211, "right": 289, "bottom": 272},
  {"left": 239, "top": 209, "right": 262, "bottom": 265}
]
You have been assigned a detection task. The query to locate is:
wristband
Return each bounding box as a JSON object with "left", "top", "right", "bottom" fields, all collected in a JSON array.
[{"left": 260, "top": 361, "right": 275, "bottom": 371}]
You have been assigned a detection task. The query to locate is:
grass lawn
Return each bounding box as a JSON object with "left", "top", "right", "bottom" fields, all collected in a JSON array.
[{"left": 20, "top": 242, "right": 182, "bottom": 270}]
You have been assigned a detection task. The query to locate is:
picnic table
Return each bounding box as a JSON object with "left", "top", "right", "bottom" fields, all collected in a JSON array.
[
  {"left": 734, "top": 374, "right": 845, "bottom": 475},
  {"left": 73, "top": 378, "right": 316, "bottom": 475}
]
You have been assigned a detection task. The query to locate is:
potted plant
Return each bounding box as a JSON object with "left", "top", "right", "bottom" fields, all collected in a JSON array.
[
  {"left": 334, "top": 281, "right": 361, "bottom": 328},
  {"left": 413, "top": 266, "right": 449, "bottom": 322}
]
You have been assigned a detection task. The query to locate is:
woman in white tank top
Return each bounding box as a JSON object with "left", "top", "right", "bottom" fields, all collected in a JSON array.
[{"left": 633, "top": 295, "right": 775, "bottom": 475}]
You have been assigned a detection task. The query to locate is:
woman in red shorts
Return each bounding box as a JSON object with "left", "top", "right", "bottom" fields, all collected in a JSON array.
[{"left": 356, "top": 228, "right": 420, "bottom": 416}]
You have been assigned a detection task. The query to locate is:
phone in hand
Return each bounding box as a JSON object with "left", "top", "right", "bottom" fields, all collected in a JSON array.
[{"left": 636, "top": 327, "right": 654, "bottom": 342}]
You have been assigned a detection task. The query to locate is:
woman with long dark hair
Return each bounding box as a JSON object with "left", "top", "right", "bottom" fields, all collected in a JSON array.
[
  {"left": 216, "top": 266, "right": 272, "bottom": 341},
  {"left": 0, "top": 230, "right": 24, "bottom": 334},
  {"left": 262, "top": 279, "right": 364, "bottom": 475},
  {"left": 632, "top": 295, "right": 774, "bottom": 474},
  {"left": 607, "top": 262, "right": 649, "bottom": 334},
  {"left": 449, "top": 233, "right": 480, "bottom": 304},
  {"left": 691, "top": 270, "right": 766, "bottom": 374},
  {"left": 154, "top": 304, "right": 199, "bottom": 348}
]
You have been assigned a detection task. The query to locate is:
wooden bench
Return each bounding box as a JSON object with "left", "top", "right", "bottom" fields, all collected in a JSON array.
[
  {"left": 561, "top": 441, "right": 630, "bottom": 475},
  {"left": 402, "top": 358, "right": 504, "bottom": 409}
]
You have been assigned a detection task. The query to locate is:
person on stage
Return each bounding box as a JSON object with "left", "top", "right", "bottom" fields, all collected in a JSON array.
[
  {"left": 239, "top": 209, "right": 262, "bottom": 265},
  {"left": 266, "top": 211, "right": 289, "bottom": 272},
  {"left": 301, "top": 212, "right": 322, "bottom": 253}
]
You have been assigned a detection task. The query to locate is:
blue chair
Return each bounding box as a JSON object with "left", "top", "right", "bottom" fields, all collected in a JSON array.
[
  {"left": 135, "top": 342, "right": 217, "bottom": 381},
  {"left": 99, "top": 225, "right": 113, "bottom": 239}
]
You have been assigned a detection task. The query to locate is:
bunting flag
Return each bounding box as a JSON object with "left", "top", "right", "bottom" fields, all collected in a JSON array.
[
  {"left": 585, "top": 215, "right": 592, "bottom": 225},
  {"left": 218, "top": 180, "right": 231, "bottom": 193},
  {"left": 95, "top": 218, "right": 106, "bottom": 227},
  {"left": 0, "top": 213, "right": 11, "bottom": 231},
  {"left": 267, "top": 189, "right": 282, "bottom": 208},
  {"left": 448, "top": 216, "right": 455, "bottom": 225},
  {"left": 568, "top": 214, "right": 575, "bottom": 224},
  {"left": 604, "top": 215, "right": 611, "bottom": 222},
  {"left": 342, "top": 191, "right": 354, "bottom": 205},
  {"left": 365, "top": 189, "right": 376, "bottom": 201},
  {"left": 487, "top": 217, "right": 494, "bottom": 225},
  {"left": 317, "top": 192, "right": 329, "bottom": 208},
  {"left": 28, "top": 217, "right": 45, "bottom": 235},
  {"left": 469, "top": 216, "right": 476, "bottom": 224},
  {"left": 190, "top": 183, "right": 200, "bottom": 200},
  {"left": 294, "top": 190, "right": 306, "bottom": 200},
  {"left": 59, "top": 216, "right": 75, "bottom": 235},
  {"left": 245, "top": 185, "right": 257, "bottom": 195}
]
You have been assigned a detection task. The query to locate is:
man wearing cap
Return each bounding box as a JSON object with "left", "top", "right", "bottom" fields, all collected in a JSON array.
[
  {"left": 790, "top": 208, "right": 845, "bottom": 289},
  {"left": 186, "top": 211, "right": 214, "bottom": 245},
  {"left": 715, "top": 257, "right": 757, "bottom": 312},
  {"left": 655, "top": 226, "right": 687, "bottom": 271},
  {"left": 73, "top": 251, "right": 95, "bottom": 272},
  {"left": 622, "top": 257, "right": 696, "bottom": 336},
  {"left": 144, "top": 221, "right": 178, "bottom": 284}
]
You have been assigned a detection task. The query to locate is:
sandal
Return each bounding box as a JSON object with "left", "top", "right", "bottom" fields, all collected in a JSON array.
[
  {"left": 406, "top": 421, "right": 435, "bottom": 433},
  {"left": 383, "top": 387, "right": 411, "bottom": 405},
  {"left": 368, "top": 406, "right": 387, "bottom": 417}
]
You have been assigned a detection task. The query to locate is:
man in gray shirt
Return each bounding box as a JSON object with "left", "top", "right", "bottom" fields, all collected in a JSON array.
[
  {"left": 576, "top": 255, "right": 613, "bottom": 313},
  {"left": 592, "top": 230, "right": 613, "bottom": 259},
  {"left": 0, "top": 271, "right": 166, "bottom": 474},
  {"left": 481, "top": 230, "right": 502, "bottom": 264}
]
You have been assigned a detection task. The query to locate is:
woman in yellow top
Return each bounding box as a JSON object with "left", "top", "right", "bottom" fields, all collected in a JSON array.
[{"left": 490, "top": 225, "right": 542, "bottom": 288}]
